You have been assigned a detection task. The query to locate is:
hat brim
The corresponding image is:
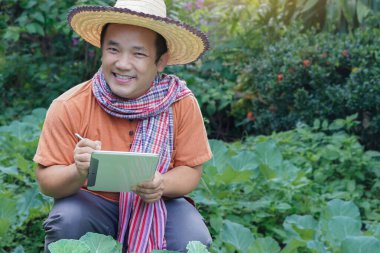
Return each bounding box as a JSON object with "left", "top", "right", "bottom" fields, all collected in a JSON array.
[{"left": 68, "top": 6, "right": 209, "bottom": 65}]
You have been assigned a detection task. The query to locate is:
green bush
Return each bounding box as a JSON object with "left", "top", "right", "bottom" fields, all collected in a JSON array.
[
  {"left": 192, "top": 115, "right": 380, "bottom": 251},
  {"left": 48, "top": 232, "right": 209, "bottom": 253},
  {"left": 0, "top": 108, "right": 50, "bottom": 253},
  {"left": 229, "top": 16, "right": 380, "bottom": 149},
  {"left": 0, "top": 0, "right": 114, "bottom": 124}
]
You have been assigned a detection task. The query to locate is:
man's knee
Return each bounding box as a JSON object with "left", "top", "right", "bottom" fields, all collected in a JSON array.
[
  {"left": 43, "top": 191, "right": 118, "bottom": 253},
  {"left": 169, "top": 223, "right": 212, "bottom": 252},
  {"left": 165, "top": 198, "right": 212, "bottom": 252},
  {"left": 44, "top": 197, "right": 90, "bottom": 240}
]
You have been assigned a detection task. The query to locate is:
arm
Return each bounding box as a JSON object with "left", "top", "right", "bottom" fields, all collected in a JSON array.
[
  {"left": 36, "top": 163, "right": 87, "bottom": 199},
  {"left": 133, "top": 164, "right": 202, "bottom": 203},
  {"left": 162, "top": 164, "right": 203, "bottom": 198},
  {"left": 36, "top": 138, "right": 101, "bottom": 199}
]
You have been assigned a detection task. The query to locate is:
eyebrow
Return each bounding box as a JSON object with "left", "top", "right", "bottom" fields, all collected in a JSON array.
[
  {"left": 106, "top": 40, "right": 120, "bottom": 47},
  {"left": 106, "top": 40, "right": 148, "bottom": 52},
  {"left": 132, "top": 46, "right": 147, "bottom": 52}
]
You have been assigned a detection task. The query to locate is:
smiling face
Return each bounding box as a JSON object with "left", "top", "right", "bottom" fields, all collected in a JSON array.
[{"left": 101, "top": 24, "right": 168, "bottom": 99}]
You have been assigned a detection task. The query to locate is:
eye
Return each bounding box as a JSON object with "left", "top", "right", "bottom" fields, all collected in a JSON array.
[
  {"left": 107, "top": 47, "right": 118, "bottom": 53},
  {"left": 134, "top": 52, "right": 147, "bottom": 58}
]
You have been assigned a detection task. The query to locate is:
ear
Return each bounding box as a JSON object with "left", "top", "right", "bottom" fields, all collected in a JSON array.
[{"left": 156, "top": 52, "right": 169, "bottom": 72}]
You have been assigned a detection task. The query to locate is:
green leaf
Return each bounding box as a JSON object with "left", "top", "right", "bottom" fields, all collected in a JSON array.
[
  {"left": 3, "top": 26, "right": 21, "bottom": 42},
  {"left": 80, "top": 232, "right": 122, "bottom": 252},
  {"left": 255, "top": 141, "right": 283, "bottom": 168},
  {"left": 340, "top": 0, "right": 356, "bottom": 27},
  {"left": 186, "top": 241, "right": 209, "bottom": 253},
  {"left": 325, "top": 0, "right": 342, "bottom": 30},
  {"left": 205, "top": 140, "right": 230, "bottom": 172},
  {"left": 321, "top": 144, "right": 341, "bottom": 161},
  {"left": 230, "top": 151, "right": 259, "bottom": 171},
  {"left": 31, "top": 12, "right": 45, "bottom": 23},
  {"left": 274, "top": 161, "right": 304, "bottom": 185},
  {"left": 16, "top": 186, "right": 44, "bottom": 225},
  {"left": 281, "top": 239, "right": 307, "bottom": 253},
  {"left": 11, "top": 245, "right": 25, "bottom": 253},
  {"left": 247, "top": 237, "right": 280, "bottom": 253},
  {"left": 23, "top": 0, "right": 37, "bottom": 9},
  {"left": 214, "top": 166, "right": 253, "bottom": 185},
  {"left": 357, "top": 0, "right": 371, "bottom": 23},
  {"left": 329, "top": 119, "right": 346, "bottom": 130},
  {"left": 0, "top": 197, "right": 17, "bottom": 234},
  {"left": 0, "top": 219, "right": 11, "bottom": 238},
  {"left": 369, "top": 223, "right": 380, "bottom": 236},
  {"left": 306, "top": 240, "right": 328, "bottom": 253},
  {"left": 301, "top": 0, "right": 319, "bottom": 13},
  {"left": 0, "top": 166, "right": 19, "bottom": 175},
  {"left": 220, "top": 220, "right": 254, "bottom": 252},
  {"left": 25, "top": 23, "right": 44, "bottom": 36},
  {"left": 3, "top": 120, "right": 40, "bottom": 141},
  {"left": 258, "top": 164, "right": 277, "bottom": 180},
  {"left": 209, "top": 215, "right": 223, "bottom": 234},
  {"left": 325, "top": 217, "right": 362, "bottom": 246},
  {"left": 313, "top": 119, "right": 321, "bottom": 129},
  {"left": 340, "top": 236, "right": 380, "bottom": 253},
  {"left": 283, "top": 215, "right": 318, "bottom": 241},
  {"left": 322, "top": 199, "right": 361, "bottom": 221},
  {"left": 48, "top": 239, "right": 90, "bottom": 253}
]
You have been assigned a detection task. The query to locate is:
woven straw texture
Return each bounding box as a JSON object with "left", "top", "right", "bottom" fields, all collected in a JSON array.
[{"left": 68, "top": 0, "right": 209, "bottom": 65}]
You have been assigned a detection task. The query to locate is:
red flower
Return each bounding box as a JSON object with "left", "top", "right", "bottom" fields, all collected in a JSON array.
[
  {"left": 277, "top": 73, "right": 284, "bottom": 82},
  {"left": 325, "top": 61, "right": 331, "bottom": 65},
  {"left": 341, "top": 49, "right": 349, "bottom": 57},
  {"left": 247, "top": 111, "right": 255, "bottom": 122},
  {"left": 303, "top": 59, "right": 311, "bottom": 67}
]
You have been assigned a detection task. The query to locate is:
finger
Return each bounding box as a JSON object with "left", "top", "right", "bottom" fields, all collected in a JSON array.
[
  {"left": 77, "top": 139, "right": 101, "bottom": 150},
  {"left": 135, "top": 185, "right": 161, "bottom": 194},
  {"left": 139, "top": 192, "right": 162, "bottom": 203},
  {"left": 74, "top": 152, "right": 91, "bottom": 163},
  {"left": 74, "top": 146, "right": 96, "bottom": 156},
  {"left": 137, "top": 182, "right": 157, "bottom": 189}
]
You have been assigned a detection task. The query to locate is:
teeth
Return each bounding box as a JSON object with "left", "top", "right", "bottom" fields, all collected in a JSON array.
[{"left": 115, "top": 73, "right": 134, "bottom": 80}]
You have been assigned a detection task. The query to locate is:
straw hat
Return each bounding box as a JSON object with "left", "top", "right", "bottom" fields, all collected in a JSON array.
[{"left": 68, "top": 0, "right": 209, "bottom": 65}]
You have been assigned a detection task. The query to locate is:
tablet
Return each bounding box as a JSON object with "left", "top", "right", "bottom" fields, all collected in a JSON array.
[{"left": 87, "top": 150, "right": 159, "bottom": 192}]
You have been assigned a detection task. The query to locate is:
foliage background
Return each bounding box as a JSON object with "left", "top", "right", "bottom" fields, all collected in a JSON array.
[{"left": 1, "top": 0, "right": 380, "bottom": 252}]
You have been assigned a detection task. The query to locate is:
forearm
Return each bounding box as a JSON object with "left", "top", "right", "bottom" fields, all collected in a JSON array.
[
  {"left": 36, "top": 164, "right": 87, "bottom": 199},
  {"left": 162, "top": 165, "right": 202, "bottom": 198}
]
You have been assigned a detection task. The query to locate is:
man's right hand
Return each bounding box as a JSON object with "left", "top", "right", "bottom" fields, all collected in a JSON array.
[{"left": 73, "top": 138, "right": 101, "bottom": 178}]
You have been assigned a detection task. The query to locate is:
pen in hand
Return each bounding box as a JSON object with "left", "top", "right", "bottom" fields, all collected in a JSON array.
[
  {"left": 75, "top": 133, "right": 84, "bottom": 141},
  {"left": 75, "top": 133, "right": 102, "bottom": 150}
]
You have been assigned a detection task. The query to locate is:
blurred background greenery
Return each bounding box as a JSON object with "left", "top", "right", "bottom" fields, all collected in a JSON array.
[{"left": 1, "top": 0, "right": 380, "bottom": 252}]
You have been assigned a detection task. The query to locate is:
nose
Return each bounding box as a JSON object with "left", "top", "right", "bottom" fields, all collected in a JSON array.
[{"left": 115, "top": 53, "right": 132, "bottom": 70}]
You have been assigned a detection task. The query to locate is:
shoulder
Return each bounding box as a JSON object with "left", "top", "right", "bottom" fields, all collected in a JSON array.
[
  {"left": 172, "top": 94, "right": 202, "bottom": 122},
  {"left": 173, "top": 94, "right": 198, "bottom": 108},
  {"left": 172, "top": 94, "right": 204, "bottom": 133},
  {"left": 46, "top": 80, "right": 93, "bottom": 120}
]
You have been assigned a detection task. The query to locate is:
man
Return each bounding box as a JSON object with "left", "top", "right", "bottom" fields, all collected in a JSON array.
[{"left": 33, "top": 0, "right": 212, "bottom": 252}]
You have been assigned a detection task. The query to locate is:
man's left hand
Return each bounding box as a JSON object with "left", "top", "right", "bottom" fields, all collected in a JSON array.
[{"left": 133, "top": 171, "right": 165, "bottom": 203}]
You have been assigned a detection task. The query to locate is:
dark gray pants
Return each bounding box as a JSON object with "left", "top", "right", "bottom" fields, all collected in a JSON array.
[{"left": 43, "top": 190, "right": 211, "bottom": 252}]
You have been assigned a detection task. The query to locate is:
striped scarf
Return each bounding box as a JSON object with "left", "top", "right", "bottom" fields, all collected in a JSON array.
[{"left": 92, "top": 69, "right": 192, "bottom": 252}]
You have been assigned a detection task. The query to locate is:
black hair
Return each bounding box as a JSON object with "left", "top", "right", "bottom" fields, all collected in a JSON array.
[{"left": 100, "top": 23, "right": 168, "bottom": 64}]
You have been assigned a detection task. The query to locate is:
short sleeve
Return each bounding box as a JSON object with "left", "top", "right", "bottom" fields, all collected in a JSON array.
[
  {"left": 172, "top": 95, "right": 212, "bottom": 167},
  {"left": 33, "top": 99, "right": 78, "bottom": 166}
]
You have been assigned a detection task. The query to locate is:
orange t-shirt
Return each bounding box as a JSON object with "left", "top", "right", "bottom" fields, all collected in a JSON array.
[{"left": 33, "top": 80, "right": 212, "bottom": 202}]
